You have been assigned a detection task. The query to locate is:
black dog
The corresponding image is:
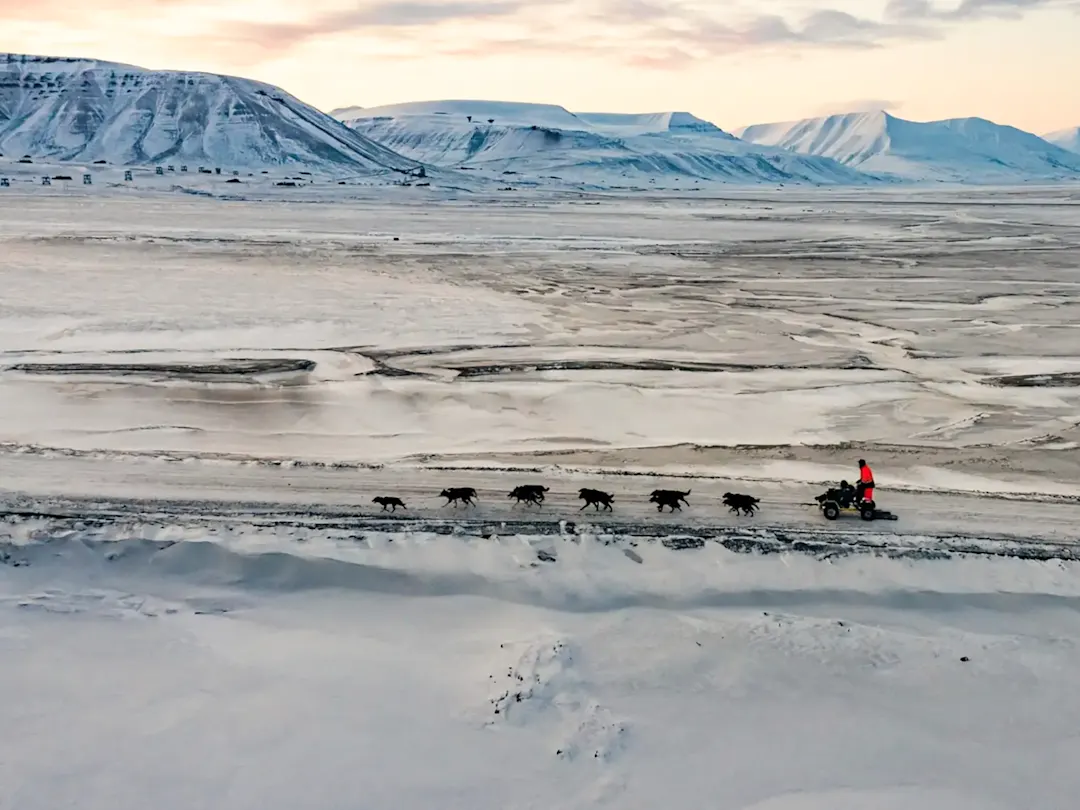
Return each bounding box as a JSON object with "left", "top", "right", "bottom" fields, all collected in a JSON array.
[
  {"left": 723, "top": 492, "right": 760, "bottom": 516},
  {"left": 508, "top": 485, "right": 549, "bottom": 506},
  {"left": 440, "top": 487, "right": 478, "bottom": 507},
  {"left": 372, "top": 496, "right": 406, "bottom": 512},
  {"left": 578, "top": 488, "right": 614, "bottom": 511},
  {"left": 649, "top": 489, "right": 690, "bottom": 512}
]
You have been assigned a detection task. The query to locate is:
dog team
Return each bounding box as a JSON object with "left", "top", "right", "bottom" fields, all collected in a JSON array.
[{"left": 371, "top": 486, "right": 760, "bottom": 515}]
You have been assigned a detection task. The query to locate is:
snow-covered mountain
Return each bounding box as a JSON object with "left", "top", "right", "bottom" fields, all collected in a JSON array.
[
  {"left": 328, "top": 105, "right": 366, "bottom": 121},
  {"left": 736, "top": 110, "right": 1080, "bottom": 183},
  {"left": 347, "top": 99, "right": 594, "bottom": 130},
  {"left": 576, "top": 111, "right": 734, "bottom": 138},
  {"left": 1044, "top": 126, "right": 1080, "bottom": 154},
  {"left": 335, "top": 100, "right": 876, "bottom": 186},
  {"left": 0, "top": 54, "right": 419, "bottom": 172}
]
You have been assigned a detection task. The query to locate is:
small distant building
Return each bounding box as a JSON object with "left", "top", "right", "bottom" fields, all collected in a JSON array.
[
  {"left": 167, "top": 165, "right": 175, "bottom": 172},
  {"left": 180, "top": 165, "right": 188, "bottom": 172},
  {"left": 42, "top": 176, "right": 51, "bottom": 186},
  {"left": 124, "top": 170, "right": 133, "bottom": 181},
  {"left": 83, "top": 174, "right": 92, "bottom": 185},
  {"left": 215, "top": 167, "right": 221, "bottom": 175},
  {"left": 0, "top": 178, "right": 9, "bottom": 187},
  {"left": 232, "top": 170, "right": 239, "bottom": 176},
  {"left": 155, "top": 166, "right": 164, "bottom": 175}
]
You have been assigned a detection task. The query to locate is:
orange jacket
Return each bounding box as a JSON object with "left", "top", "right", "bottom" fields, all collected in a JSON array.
[{"left": 860, "top": 465, "right": 874, "bottom": 484}]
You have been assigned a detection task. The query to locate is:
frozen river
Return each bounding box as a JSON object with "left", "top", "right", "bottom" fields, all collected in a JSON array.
[{"left": 2, "top": 183, "right": 1080, "bottom": 496}]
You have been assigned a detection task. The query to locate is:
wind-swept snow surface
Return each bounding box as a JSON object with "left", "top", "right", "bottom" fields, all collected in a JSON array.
[
  {"left": 1045, "top": 126, "right": 1080, "bottom": 154},
  {"left": 3, "top": 517, "right": 1080, "bottom": 810},
  {"left": 737, "top": 110, "right": 1080, "bottom": 182},
  {"left": 336, "top": 99, "right": 875, "bottom": 187},
  {"left": 0, "top": 53, "right": 419, "bottom": 172}
]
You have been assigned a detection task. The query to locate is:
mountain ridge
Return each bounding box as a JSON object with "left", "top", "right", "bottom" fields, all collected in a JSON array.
[
  {"left": 736, "top": 110, "right": 1080, "bottom": 182},
  {"left": 1044, "top": 126, "right": 1080, "bottom": 154},
  {"left": 0, "top": 53, "right": 419, "bottom": 172},
  {"left": 334, "top": 99, "right": 879, "bottom": 187},
  {"left": 5, "top": 51, "right": 1075, "bottom": 186}
]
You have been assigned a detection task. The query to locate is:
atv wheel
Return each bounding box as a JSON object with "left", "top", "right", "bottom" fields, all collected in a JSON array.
[
  {"left": 822, "top": 502, "right": 840, "bottom": 520},
  {"left": 860, "top": 505, "right": 876, "bottom": 521}
]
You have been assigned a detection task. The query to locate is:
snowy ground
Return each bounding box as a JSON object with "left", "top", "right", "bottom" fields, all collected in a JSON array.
[
  {"left": 3, "top": 178, "right": 1080, "bottom": 481},
  {"left": 4, "top": 522, "right": 1080, "bottom": 810},
  {"left": 3, "top": 180, "right": 1080, "bottom": 808}
]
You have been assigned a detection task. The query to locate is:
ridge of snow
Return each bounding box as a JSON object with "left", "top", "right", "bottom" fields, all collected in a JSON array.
[
  {"left": 343, "top": 99, "right": 595, "bottom": 131},
  {"left": 736, "top": 110, "right": 1080, "bottom": 182},
  {"left": 576, "top": 111, "right": 733, "bottom": 138},
  {"left": 328, "top": 104, "right": 365, "bottom": 120},
  {"left": 1044, "top": 126, "right": 1080, "bottom": 154},
  {"left": 0, "top": 53, "right": 419, "bottom": 172}
]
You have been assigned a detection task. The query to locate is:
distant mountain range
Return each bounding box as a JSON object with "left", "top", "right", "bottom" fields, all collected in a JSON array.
[
  {"left": 735, "top": 111, "right": 1080, "bottom": 183},
  {"left": 334, "top": 100, "right": 870, "bottom": 187},
  {"left": 3, "top": 53, "right": 1078, "bottom": 188}
]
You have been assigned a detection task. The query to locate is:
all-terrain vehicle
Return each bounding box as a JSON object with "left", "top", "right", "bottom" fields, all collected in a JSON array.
[{"left": 815, "top": 482, "right": 898, "bottom": 522}]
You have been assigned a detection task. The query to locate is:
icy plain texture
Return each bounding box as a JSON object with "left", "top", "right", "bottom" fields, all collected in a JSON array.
[
  {"left": 0, "top": 53, "right": 419, "bottom": 172},
  {"left": 3, "top": 184, "right": 1080, "bottom": 494},
  {"left": 3, "top": 184, "right": 1080, "bottom": 810},
  {"left": 737, "top": 111, "right": 1080, "bottom": 182}
]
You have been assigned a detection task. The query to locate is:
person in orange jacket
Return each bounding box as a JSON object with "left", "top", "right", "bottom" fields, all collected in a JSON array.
[{"left": 856, "top": 459, "right": 874, "bottom": 503}]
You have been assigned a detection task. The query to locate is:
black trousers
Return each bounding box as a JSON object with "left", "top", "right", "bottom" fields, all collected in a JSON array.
[{"left": 856, "top": 482, "right": 874, "bottom": 501}]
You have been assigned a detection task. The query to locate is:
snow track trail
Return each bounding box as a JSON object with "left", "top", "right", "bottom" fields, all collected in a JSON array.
[{"left": 2, "top": 454, "right": 1079, "bottom": 561}]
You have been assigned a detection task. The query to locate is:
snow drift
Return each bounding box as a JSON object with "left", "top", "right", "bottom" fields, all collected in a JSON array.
[
  {"left": 1045, "top": 126, "right": 1080, "bottom": 155},
  {"left": 4, "top": 519, "right": 1080, "bottom": 810},
  {"left": 0, "top": 53, "right": 420, "bottom": 172},
  {"left": 336, "top": 99, "right": 876, "bottom": 186},
  {"left": 736, "top": 110, "right": 1080, "bottom": 183}
]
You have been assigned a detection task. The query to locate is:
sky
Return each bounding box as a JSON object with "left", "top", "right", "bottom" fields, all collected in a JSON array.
[{"left": 2, "top": 0, "right": 1079, "bottom": 133}]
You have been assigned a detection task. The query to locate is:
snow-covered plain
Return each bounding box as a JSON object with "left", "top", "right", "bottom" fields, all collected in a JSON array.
[
  {"left": 4, "top": 180, "right": 1080, "bottom": 809},
  {"left": 4, "top": 519, "right": 1080, "bottom": 810},
  {"left": 4, "top": 178, "right": 1080, "bottom": 483}
]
